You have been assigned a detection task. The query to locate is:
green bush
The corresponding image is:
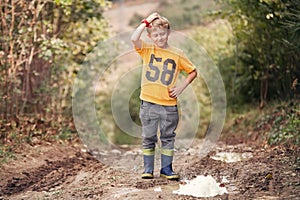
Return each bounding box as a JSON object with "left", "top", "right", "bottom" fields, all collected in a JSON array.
[{"left": 267, "top": 101, "right": 300, "bottom": 146}]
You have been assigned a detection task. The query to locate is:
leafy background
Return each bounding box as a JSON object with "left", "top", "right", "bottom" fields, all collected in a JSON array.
[{"left": 0, "top": 0, "right": 299, "bottom": 161}]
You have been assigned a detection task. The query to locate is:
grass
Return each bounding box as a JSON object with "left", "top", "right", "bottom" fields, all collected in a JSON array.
[
  {"left": 223, "top": 100, "right": 300, "bottom": 146},
  {"left": 265, "top": 101, "right": 300, "bottom": 146},
  {"left": 0, "top": 145, "right": 16, "bottom": 163},
  {"left": 0, "top": 116, "right": 77, "bottom": 164}
]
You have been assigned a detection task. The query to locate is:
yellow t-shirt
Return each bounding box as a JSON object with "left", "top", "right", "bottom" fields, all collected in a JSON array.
[{"left": 135, "top": 41, "right": 196, "bottom": 106}]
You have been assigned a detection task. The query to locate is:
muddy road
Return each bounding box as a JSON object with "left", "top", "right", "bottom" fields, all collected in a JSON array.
[{"left": 0, "top": 139, "right": 299, "bottom": 200}]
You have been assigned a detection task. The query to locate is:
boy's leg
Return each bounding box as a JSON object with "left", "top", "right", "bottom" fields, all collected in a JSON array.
[
  {"left": 160, "top": 149, "right": 179, "bottom": 180},
  {"left": 140, "top": 101, "right": 159, "bottom": 178},
  {"left": 140, "top": 101, "right": 159, "bottom": 148},
  {"left": 159, "top": 105, "right": 180, "bottom": 180},
  {"left": 142, "top": 149, "right": 155, "bottom": 179}
]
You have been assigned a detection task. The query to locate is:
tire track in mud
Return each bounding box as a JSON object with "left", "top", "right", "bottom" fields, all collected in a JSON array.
[{"left": 0, "top": 151, "right": 100, "bottom": 196}]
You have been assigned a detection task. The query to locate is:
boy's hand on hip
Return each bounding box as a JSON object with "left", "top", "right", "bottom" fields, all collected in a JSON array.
[
  {"left": 168, "top": 87, "right": 184, "bottom": 99},
  {"left": 168, "top": 70, "right": 197, "bottom": 98}
]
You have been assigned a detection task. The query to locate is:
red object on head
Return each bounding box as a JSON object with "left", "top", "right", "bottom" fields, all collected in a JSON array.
[{"left": 141, "top": 19, "right": 152, "bottom": 28}]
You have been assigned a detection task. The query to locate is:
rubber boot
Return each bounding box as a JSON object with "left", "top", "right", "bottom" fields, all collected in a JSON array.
[
  {"left": 160, "top": 149, "right": 180, "bottom": 180},
  {"left": 141, "top": 149, "right": 155, "bottom": 179}
]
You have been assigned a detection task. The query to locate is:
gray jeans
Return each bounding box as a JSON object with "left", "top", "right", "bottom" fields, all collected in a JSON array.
[{"left": 139, "top": 100, "right": 179, "bottom": 150}]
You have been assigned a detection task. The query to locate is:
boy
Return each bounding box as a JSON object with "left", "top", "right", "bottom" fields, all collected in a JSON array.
[{"left": 131, "top": 12, "right": 197, "bottom": 180}]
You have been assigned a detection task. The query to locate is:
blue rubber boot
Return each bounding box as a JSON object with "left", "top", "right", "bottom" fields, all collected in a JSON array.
[
  {"left": 141, "top": 149, "right": 155, "bottom": 179},
  {"left": 160, "top": 149, "right": 180, "bottom": 180}
]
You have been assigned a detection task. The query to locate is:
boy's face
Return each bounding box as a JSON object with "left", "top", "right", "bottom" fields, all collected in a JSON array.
[{"left": 148, "top": 28, "right": 170, "bottom": 48}]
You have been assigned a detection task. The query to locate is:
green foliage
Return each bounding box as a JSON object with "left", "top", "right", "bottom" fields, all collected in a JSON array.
[
  {"left": 58, "top": 128, "right": 77, "bottom": 140},
  {"left": 252, "top": 100, "right": 300, "bottom": 146},
  {"left": 266, "top": 102, "right": 300, "bottom": 145},
  {"left": 0, "top": 0, "right": 111, "bottom": 158},
  {"left": 98, "top": 57, "right": 142, "bottom": 145},
  {"left": 129, "top": 87, "right": 142, "bottom": 127},
  {"left": 223, "top": 100, "right": 299, "bottom": 147},
  {"left": 192, "top": 20, "right": 237, "bottom": 107},
  {"left": 0, "top": 0, "right": 111, "bottom": 117},
  {"left": 0, "top": 146, "right": 16, "bottom": 163},
  {"left": 113, "top": 128, "right": 142, "bottom": 145},
  {"left": 218, "top": 0, "right": 300, "bottom": 106},
  {"left": 193, "top": 20, "right": 234, "bottom": 62}
]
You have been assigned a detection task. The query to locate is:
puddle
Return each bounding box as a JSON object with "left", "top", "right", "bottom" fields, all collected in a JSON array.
[
  {"left": 106, "top": 187, "right": 141, "bottom": 198},
  {"left": 154, "top": 187, "right": 162, "bottom": 192},
  {"left": 210, "top": 152, "right": 252, "bottom": 163},
  {"left": 154, "top": 184, "right": 180, "bottom": 193},
  {"left": 173, "top": 175, "right": 228, "bottom": 198},
  {"left": 153, "top": 184, "right": 178, "bottom": 194}
]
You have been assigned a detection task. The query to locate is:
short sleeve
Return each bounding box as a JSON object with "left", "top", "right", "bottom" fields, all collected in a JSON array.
[
  {"left": 179, "top": 52, "right": 196, "bottom": 74},
  {"left": 134, "top": 41, "right": 152, "bottom": 57},
  {"left": 134, "top": 41, "right": 143, "bottom": 54}
]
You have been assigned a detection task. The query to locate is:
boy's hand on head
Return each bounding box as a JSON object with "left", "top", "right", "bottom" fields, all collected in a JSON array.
[{"left": 146, "top": 12, "right": 160, "bottom": 23}]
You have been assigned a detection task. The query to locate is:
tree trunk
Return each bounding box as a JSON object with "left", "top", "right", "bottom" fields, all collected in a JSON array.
[{"left": 260, "top": 68, "right": 269, "bottom": 109}]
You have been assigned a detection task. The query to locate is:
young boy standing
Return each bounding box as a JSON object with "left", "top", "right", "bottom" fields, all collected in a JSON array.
[{"left": 131, "top": 12, "right": 197, "bottom": 180}]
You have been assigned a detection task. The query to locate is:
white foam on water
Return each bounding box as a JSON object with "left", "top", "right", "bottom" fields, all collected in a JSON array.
[
  {"left": 221, "top": 176, "right": 230, "bottom": 183},
  {"left": 211, "top": 152, "right": 252, "bottom": 163},
  {"left": 154, "top": 187, "right": 162, "bottom": 192},
  {"left": 173, "top": 175, "right": 228, "bottom": 198}
]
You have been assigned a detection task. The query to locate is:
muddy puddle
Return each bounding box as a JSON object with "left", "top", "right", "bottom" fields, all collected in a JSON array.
[
  {"left": 172, "top": 175, "right": 227, "bottom": 198},
  {"left": 151, "top": 151, "right": 254, "bottom": 198}
]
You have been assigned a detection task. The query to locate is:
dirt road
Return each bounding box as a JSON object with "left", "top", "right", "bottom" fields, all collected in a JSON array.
[
  {"left": 0, "top": 139, "right": 299, "bottom": 199},
  {"left": 103, "top": 0, "right": 160, "bottom": 33}
]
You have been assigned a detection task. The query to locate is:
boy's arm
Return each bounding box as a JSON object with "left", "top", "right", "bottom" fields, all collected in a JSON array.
[
  {"left": 169, "top": 70, "right": 197, "bottom": 99},
  {"left": 131, "top": 12, "right": 159, "bottom": 49}
]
